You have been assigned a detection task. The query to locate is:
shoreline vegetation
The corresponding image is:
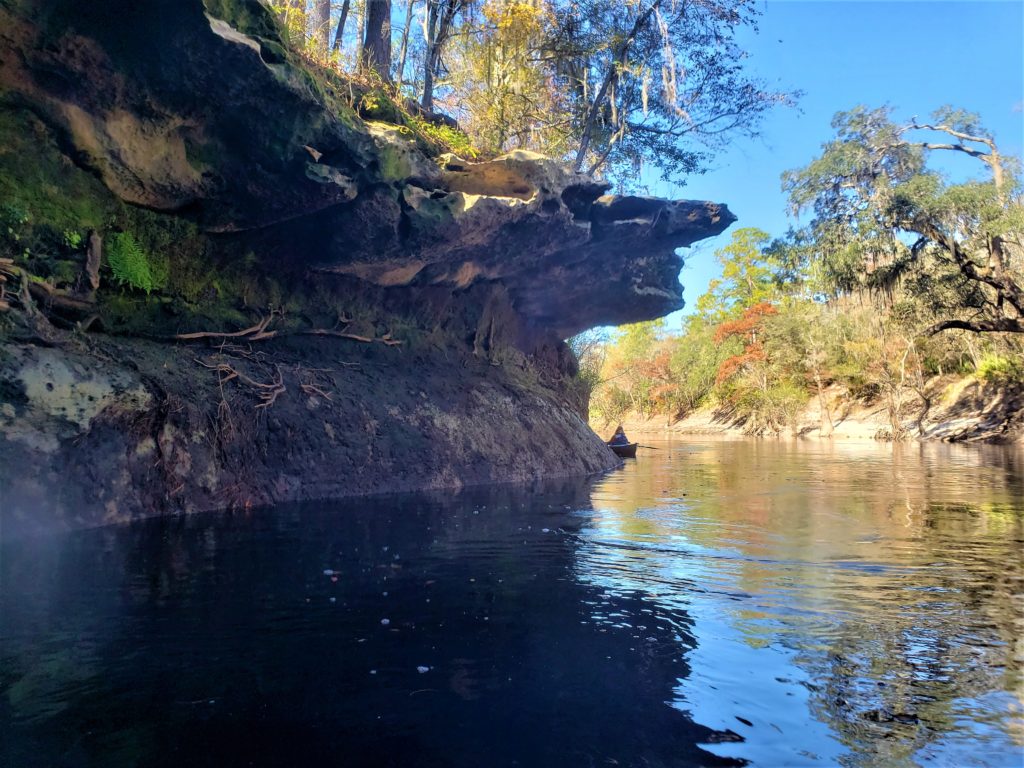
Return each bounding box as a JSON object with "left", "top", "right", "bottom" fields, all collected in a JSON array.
[
  {"left": 0, "top": 1, "right": 1020, "bottom": 530},
  {"left": 577, "top": 106, "right": 1022, "bottom": 447},
  {"left": 594, "top": 378, "right": 1023, "bottom": 444}
]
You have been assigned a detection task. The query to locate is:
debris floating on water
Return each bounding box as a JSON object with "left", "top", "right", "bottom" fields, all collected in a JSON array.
[
  {"left": 416, "top": 666, "right": 430, "bottom": 674},
  {"left": 381, "top": 618, "right": 391, "bottom": 626}
]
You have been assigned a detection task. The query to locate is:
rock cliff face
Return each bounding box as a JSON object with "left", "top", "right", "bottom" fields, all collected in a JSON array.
[{"left": 0, "top": 0, "right": 735, "bottom": 533}]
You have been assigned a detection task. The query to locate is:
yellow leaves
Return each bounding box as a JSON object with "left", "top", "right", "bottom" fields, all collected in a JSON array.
[
  {"left": 446, "top": 0, "right": 567, "bottom": 156},
  {"left": 483, "top": 0, "right": 545, "bottom": 47}
]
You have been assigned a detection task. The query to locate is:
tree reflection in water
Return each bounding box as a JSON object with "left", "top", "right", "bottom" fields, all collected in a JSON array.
[
  {"left": 2, "top": 440, "right": 1020, "bottom": 767},
  {"left": 576, "top": 439, "right": 1022, "bottom": 766}
]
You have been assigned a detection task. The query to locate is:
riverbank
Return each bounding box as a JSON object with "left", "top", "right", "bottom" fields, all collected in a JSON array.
[
  {"left": 595, "top": 377, "right": 1024, "bottom": 444},
  {"left": 0, "top": 0, "right": 736, "bottom": 534},
  {"left": 0, "top": 327, "right": 619, "bottom": 536}
]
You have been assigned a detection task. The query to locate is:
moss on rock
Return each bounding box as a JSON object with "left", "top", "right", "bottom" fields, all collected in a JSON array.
[
  {"left": 0, "top": 107, "right": 116, "bottom": 235},
  {"left": 202, "top": 0, "right": 284, "bottom": 44}
]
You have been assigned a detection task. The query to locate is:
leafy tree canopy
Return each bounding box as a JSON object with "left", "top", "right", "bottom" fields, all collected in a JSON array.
[{"left": 783, "top": 106, "right": 1024, "bottom": 334}]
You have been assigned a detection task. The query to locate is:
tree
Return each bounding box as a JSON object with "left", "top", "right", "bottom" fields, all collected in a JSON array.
[
  {"left": 594, "top": 319, "right": 665, "bottom": 418},
  {"left": 276, "top": 0, "right": 308, "bottom": 47},
  {"left": 784, "top": 106, "right": 1024, "bottom": 335},
  {"left": 711, "top": 302, "right": 809, "bottom": 434},
  {"left": 667, "top": 315, "right": 731, "bottom": 414},
  {"left": 422, "top": 0, "right": 466, "bottom": 112},
  {"left": 448, "top": 1, "right": 570, "bottom": 155},
  {"left": 695, "top": 227, "right": 784, "bottom": 320},
  {"left": 332, "top": 0, "right": 353, "bottom": 54},
  {"left": 551, "top": 0, "right": 794, "bottom": 183},
  {"left": 312, "top": 0, "right": 332, "bottom": 54},
  {"left": 568, "top": 327, "right": 609, "bottom": 416},
  {"left": 395, "top": 0, "right": 418, "bottom": 86},
  {"left": 762, "top": 300, "right": 846, "bottom": 437},
  {"left": 362, "top": 0, "right": 393, "bottom": 80},
  {"left": 274, "top": 0, "right": 790, "bottom": 190},
  {"left": 713, "top": 302, "right": 777, "bottom": 383}
]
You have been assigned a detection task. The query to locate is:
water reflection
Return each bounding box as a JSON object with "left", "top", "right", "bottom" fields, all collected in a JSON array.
[
  {"left": 2, "top": 479, "right": 739, "bottom": 767},
  {"left": 577, "top": 439, "right": 1023, "bottom": 766},
  {"left": 1, "top": 440, "right": 1021, "bottom": 767}
]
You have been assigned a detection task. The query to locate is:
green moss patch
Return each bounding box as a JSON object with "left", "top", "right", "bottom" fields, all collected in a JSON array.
[
  {"left": 203, "top": 0, "right": 283, "bottom": 43},
  {"left": 0, "top": 107, "right": 116, "bottom": 234}
]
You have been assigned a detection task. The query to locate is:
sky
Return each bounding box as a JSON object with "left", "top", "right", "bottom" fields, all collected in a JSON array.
[{"left": 642, "top": 0, "right": 1024, "bottom": 327}]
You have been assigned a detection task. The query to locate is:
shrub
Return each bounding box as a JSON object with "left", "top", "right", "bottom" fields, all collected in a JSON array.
[
  {"left": 62, "top": 229, "right": 83, "bottom": 249},
  {"left": 730, "top": 380, "right": 808, "bottom": 435},
  {"left": 405, "top": 116, "right": 479, "bottom": 159},
  {"left": 976, "top": 354, "right": 1024, "bottom": 385}
]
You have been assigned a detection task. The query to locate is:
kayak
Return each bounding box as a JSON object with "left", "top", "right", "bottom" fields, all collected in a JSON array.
[{"left": 608, "top": 441, "right": 638, "bottom": 458}]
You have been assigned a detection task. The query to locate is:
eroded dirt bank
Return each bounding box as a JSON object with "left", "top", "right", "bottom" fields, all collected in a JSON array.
[
  {"left": 2, "top": 328, "right": 617, "bottom": 536},
  {"left": 597, "top": 380, "right": 1024, "bottom": 444}
]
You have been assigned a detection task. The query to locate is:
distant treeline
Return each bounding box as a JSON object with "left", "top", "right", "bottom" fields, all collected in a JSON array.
[{"left": 576, "top": 107, "right": 1024, "bottom": 438}]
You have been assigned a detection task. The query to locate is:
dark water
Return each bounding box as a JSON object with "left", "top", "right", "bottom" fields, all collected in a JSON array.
[{"left": 2, "top": 439, "right": 1022, "bottom": 767}]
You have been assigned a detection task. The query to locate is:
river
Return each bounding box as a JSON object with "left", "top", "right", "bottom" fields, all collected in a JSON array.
[{"left": 2, "top": 438, "right": 1022, "bottom": 767}]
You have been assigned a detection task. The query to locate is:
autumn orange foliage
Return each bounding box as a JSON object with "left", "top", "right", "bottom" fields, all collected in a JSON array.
[
  {"left": 714, "top": 302, "right": 778, "bottom": 384},
  {"left": 713, "top": 302, "right": 778, "bottom": 344}
]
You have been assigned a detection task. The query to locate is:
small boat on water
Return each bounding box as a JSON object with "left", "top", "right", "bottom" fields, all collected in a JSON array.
[
  {"left": 606, "top": 425, "right": 638, "bottom": 458},
  {"left": 608, "top": 441, "right": 638, "bottom": 458}
]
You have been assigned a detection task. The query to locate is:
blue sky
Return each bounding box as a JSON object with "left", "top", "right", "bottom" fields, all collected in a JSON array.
[{"left": 642, "top": 0, "right": 1024, "bottom": 326}]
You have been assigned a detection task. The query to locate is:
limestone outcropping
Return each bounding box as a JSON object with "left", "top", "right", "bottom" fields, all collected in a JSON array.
[
  {"left": 0, "top": 0, "right": 735, "bottom": 533},
  {"left": 0, "top": 0, "right": 733, "bottom": 335}
]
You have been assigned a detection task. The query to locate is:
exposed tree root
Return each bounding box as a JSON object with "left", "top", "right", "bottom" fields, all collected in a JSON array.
[
  {"left": 300, "top": 382, "right": 333, "bottom": 400},
  {"left": 0, "top": 258, "right": 13, "bottom": 313},
  {"left": 0, "top": 260, "right": 68, "bottom": 342},
  {"left": 175, "top": 313, "right": 280, "bottom": 342},
  {"left": 195, "top": 357, "right": 286, "bottom": 410},
  {"left": 26, "top": 281, "right": 97, "bottom": 318},
  {"left": 173, "top": 311, "right": 403, "bottom": 347},
  {"left": 298, "top": 366, "right": 339, "bottom": 401},
  {"left": 301, "top": 328, "right": 403, "bottom": 346}
]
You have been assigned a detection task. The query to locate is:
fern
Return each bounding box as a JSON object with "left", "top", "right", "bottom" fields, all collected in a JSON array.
[{"left": 107, "top": 232, "right": 155, "bottom": 293}]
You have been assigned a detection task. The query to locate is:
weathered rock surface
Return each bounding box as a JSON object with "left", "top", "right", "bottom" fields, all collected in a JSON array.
[
  {"left": 0, "top": 0, "right": 735, "bottom": 532},
  {"left": 0, "top": 0, "right": 734, "bottom": 336},
  {"left": 1, "top": 333, "right": 615, "bottom": 536}
]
